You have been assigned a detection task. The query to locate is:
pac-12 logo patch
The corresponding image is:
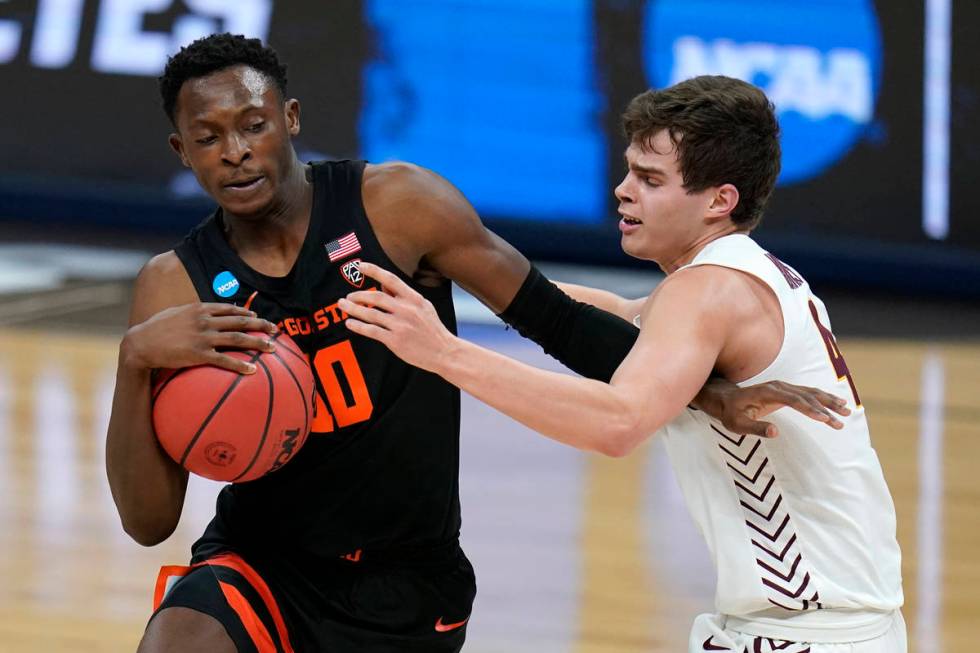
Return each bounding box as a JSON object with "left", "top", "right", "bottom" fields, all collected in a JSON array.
[
  {"left": 212, "top": 271, "right": 240, "bottom": 298},
  {"left": 341, "top": 259, "right": 364, "bottom": 288}
]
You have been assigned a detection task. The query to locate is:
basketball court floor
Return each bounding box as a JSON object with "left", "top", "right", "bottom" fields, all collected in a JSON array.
[{"left": 0, "top": 241, "right": 977, "bottom": 652}]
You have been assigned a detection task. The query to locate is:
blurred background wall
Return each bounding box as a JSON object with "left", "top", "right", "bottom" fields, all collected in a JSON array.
[{"left": 0, "top": 0, "right": 977, "bottom": 296}]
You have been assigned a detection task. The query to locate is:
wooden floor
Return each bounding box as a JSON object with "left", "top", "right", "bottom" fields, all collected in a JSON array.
[{"left": 0, "top": 325, "right": 977, "bottom": 652}]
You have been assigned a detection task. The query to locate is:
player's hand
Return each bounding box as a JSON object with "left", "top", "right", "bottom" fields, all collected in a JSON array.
[
  {"left": 121, "top": 303, "right": 278, "bottom": 375},
  {"left": 693, "top": 378, "right": 851, "bottom": 437},
  {"left": 339, "top": 262, "right": 457, "bottom": 372}
]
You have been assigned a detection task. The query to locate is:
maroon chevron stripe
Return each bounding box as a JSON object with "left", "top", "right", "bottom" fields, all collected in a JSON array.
[
  {"left": 756, "top": 553, "right": 803, "bottom": 582},
  {"left": 735, "top": 475, "right": 776, "bottom": 502},
  {"left": 712, "top": 426, "right": 822, "bottom": 615},
  {"left": 801, "top": 592, "right": 823, "bottom": 610},
  {"left": 702, "top": 636, "right": 731, "bottom": 650},
  {"left": 763, "top": 572, "right": 811, "bottom": 599},
  {"left": 710, "top": 424, "right": 746, "bottom": 446},
  {"left": 752, "top": 534, "right": 797, "bottom": 562},
  {"left": 719, "top": 439, "right": 762, "bottom": 465},
  {"left": 746, "top": 514, "right": 790, "bottom": 541},
  {"left": 740, "top": 494, "right": 783, "bottom": 520},
  {"left": 727, "top": 457, "right": 769, "bottom": 484}
]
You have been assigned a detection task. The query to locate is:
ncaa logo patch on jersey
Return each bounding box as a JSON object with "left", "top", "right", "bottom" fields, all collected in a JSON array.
[
  {"left": 341, "top": 259, "right": 364, "bottom": 288},
  {"left": 212, "top": 271, "right": 240, "bottom": 298}
]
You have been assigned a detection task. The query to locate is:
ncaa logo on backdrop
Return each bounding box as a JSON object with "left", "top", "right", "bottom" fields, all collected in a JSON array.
[
  {"left": 643, "top": 0, "right": 881, "bottom": 185},
  {"left": 212, "top": 271, "right": 240, "bottom": 298}
]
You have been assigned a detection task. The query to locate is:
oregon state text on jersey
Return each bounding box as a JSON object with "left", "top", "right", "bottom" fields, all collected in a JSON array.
[{"left": 174, "top": 160, "right": 463, "bottom": 559}]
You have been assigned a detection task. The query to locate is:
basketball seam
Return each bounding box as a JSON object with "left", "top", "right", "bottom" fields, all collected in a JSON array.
[
  {"left": 231, "top": 357, "right": 276, "bottom": 482},
  {"left": 177, "top": 349, "right": 264, "bottom": 468},
  {"left": 275, "top": 338, "right": 308, "bottom": 366},
  {"left": 270, "top": 349, "right": 310, "bottom": 443},
  {"left": 152, "top": 369, "right": 182, "bottom": 403}
]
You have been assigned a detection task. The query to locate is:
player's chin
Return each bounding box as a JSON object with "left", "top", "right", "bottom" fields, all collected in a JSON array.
[
  {"left": 218, "top": 185, "right": 276, "bottom": 218},
  {"left": 619, "top": 233, "right": 645, "bottom": 258}
]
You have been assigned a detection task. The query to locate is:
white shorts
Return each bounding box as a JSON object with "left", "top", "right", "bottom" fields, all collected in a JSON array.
[{"left": 689, "top": 611, "right": 907, "bottom": 653}]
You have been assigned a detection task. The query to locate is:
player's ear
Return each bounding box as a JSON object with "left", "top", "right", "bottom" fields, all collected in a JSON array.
[
  {"left": 168, "top": 133, "right": 191, "bottom": 168},
  {"left": 285, "top": 99, "right": 301, "bottom": 136},
  {"left": 705, "top": 183, "right": 739, "bottom": 224}
]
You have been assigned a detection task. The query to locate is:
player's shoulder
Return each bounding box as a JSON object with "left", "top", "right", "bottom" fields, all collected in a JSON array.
[
  {"left": 646, "top": 264, "right": 757, "bottom": 322},
  {"left": 364, "top": 160, "right": 433, "bottom": 194},
  {"left": 658, "top": 263, "right": 748, "bottom": 299},
  {"left": 137, "top": 250, "right": 186, "bottom": 285},
  {"left": 129, "top": 251, "right": 198, "bottom": 324},
  {"left": 363, "top": 161, "right": 462, "bottom": 207}
]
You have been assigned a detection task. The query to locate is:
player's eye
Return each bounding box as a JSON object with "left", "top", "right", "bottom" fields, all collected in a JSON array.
[
  {"left": 196, "top": 135, "right": 218, "bottom": 145},
  {"left": 246, "top": 122, "right": 265, "bottom": 133}
]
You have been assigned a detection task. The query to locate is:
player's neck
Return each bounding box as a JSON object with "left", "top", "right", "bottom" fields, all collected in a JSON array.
[
  {"left": 661, "top": 226, "right": 748, "bottom": 274},
  {"left": 222, "top": 160, "right": 314, "bottom": 271}
]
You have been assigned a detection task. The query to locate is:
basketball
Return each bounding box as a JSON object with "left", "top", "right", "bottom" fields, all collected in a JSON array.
[{"left": 151, "top": 332, "right": 315, "bottom": 483}]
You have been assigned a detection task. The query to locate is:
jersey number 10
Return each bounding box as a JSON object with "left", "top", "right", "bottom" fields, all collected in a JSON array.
[{"left": 308, "top": 340, "right": 373, "bottom": 433}]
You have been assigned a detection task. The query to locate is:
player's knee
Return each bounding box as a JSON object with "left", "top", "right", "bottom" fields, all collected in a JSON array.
[{"left": 137, "top": 607, "right": 236, "bottom": 653}]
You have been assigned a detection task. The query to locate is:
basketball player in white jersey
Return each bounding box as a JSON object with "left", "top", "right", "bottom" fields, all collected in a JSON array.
[{"left": 339, "top": 75, "right": 905, "bottom": 651}]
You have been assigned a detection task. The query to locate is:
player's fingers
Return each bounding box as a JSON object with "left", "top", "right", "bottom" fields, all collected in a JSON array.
[
  {"left": 208, "top": 315, "right": 279, "bottom": 334},
  {"left": 344, "top": 318, "right": 389, "bottom": 343},
  {"left": 344, "top": 290, "right": 397, "bottom": 312},
  {"left": 210, "top": 330, "right": 276, "bottom": 353},
  {"left": 781, "top": 390, "right": 844, "bottom": 429},
  {"left": 737, "top": 419, "right": 779, "bottom": 438},
  {"left": 339, "top": 298, "right": 394, "bottom": 329},
  {"left": 206, "top": 351, "right": 257, "bottom": 375},
  {"left": 358, "top": 262, "right": 408, "bottom": 297},
  {"left": 803, "top": 386, "right": 852, "bottom": 416},
  {"left": 201, "top": 303, "right": 257, "bottom": 317},
  {"left": 799, "top": 393, "right": 845, "bottom": 429}
]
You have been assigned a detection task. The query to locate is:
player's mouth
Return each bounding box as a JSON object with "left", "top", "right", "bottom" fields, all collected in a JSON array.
[
  {"left": 619, "top": 213, "right": 643, "bottom": 234},
  {"left": 222, "top": 175, "right": 266, "bottom": 194}
]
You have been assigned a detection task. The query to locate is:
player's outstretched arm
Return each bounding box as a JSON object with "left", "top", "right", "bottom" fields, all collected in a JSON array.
[
  {"left": 344, "top": 263, "right": 738, "bottom": 455},
  {"left": 362, "top": 164, "right": 848, "bottom": 434},
  {"left": 105, "top": 252, "right": 277, "bottom": 546},
  {"left": 554, "top": 282, "right": 647, "bottom": 323}
]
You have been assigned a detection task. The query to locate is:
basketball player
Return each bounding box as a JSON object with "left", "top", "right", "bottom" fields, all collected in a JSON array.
[
  {"left": 105, "top": 36, "right": 850, "bottom": 653},
  {"left": 341, "top": 76, "right": 906, "bottom": 651}
]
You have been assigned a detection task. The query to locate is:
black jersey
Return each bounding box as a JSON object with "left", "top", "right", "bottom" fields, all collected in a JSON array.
[{"left": 174, "top": 160, "right": 462, "bottom": 560}]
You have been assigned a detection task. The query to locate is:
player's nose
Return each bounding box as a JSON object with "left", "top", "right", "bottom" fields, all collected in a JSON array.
[
  {"left": 222, "top": 133, "right": 252, "bottom": 166},
  {"left": 614, "top": 175, "right": 635, "bottom": 204}
]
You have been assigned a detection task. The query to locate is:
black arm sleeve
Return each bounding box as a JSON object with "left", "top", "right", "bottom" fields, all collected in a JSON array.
[{"left": 497, "top": 266, "right": 639, "bottom": 382}]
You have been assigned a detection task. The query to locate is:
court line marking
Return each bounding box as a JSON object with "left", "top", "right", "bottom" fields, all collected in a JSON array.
[{"left": 0, "top": 283, "right": 128, "bottom": 327}]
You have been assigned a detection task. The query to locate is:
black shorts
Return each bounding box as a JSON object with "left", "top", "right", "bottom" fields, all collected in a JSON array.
[{"left": 151, "top": 542, "right": 476, "bottom": 653}]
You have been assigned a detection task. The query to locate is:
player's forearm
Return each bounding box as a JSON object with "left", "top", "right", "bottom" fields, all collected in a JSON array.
[
  {"left": 555, "top": 282, "right": 633, "bottom": 321},
  {"left": 498, "top": 268, "right": 640, "bottom": 382},
  {"left": 105, "top": 344, "right": 187, "bottom": 546},
  {"left": 436, "top": 338, "right": 653, "bottom": 456}
]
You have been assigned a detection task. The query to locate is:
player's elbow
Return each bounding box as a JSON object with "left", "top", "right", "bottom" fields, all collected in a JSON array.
[
  {"left": 114, "top": 496, "right": 180, "bottom": 546},
  {"left": 121, "top": 515, "right": 177, "bottom": 547},
  {"left": 596, "top": 416, "right": 647, "bottom": 458}
]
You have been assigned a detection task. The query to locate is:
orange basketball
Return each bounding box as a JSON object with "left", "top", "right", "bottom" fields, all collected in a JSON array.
[{"left": 151, "top": 332, "right": 314, "bottom": 483}]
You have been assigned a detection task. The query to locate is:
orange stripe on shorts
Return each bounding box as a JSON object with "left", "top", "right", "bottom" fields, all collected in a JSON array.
[
  {"left": 153, "top": 565, "right": 193, "bottom": 611},
  {"left": 218, "top": 581, "right": 279, "bottom": 653},
  {"left": 204, "top": 553, "right": 295, "bottom": 653}
]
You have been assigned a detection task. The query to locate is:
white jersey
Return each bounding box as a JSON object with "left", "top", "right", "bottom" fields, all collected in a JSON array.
[{"left": 658, "top": 235, "right": 903, "bottom": 642}]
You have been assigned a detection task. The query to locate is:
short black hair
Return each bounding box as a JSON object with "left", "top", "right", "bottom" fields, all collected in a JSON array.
[
  {"left": 159, "top": 33, "right": 288, "bottom": 125},
  {"left": 623, "top": 76, "right": 781, "bottom": 230}
]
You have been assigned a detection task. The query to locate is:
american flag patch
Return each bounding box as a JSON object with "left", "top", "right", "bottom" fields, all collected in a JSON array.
[{"left": 325, "top": 232, "right": 362, "bottom": 262}]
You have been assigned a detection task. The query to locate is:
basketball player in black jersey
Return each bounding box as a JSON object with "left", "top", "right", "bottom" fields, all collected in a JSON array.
[{"left": 105, "top": 34, "right": 850, "bottom": 653}]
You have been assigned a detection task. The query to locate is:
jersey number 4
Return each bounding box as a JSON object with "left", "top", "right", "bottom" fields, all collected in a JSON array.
[
  {"left": 309, "top": 340, "right": 373, "bottom": 433},
  {"left": 808, "top": 299, "right": 862, "bottom": 407}
]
